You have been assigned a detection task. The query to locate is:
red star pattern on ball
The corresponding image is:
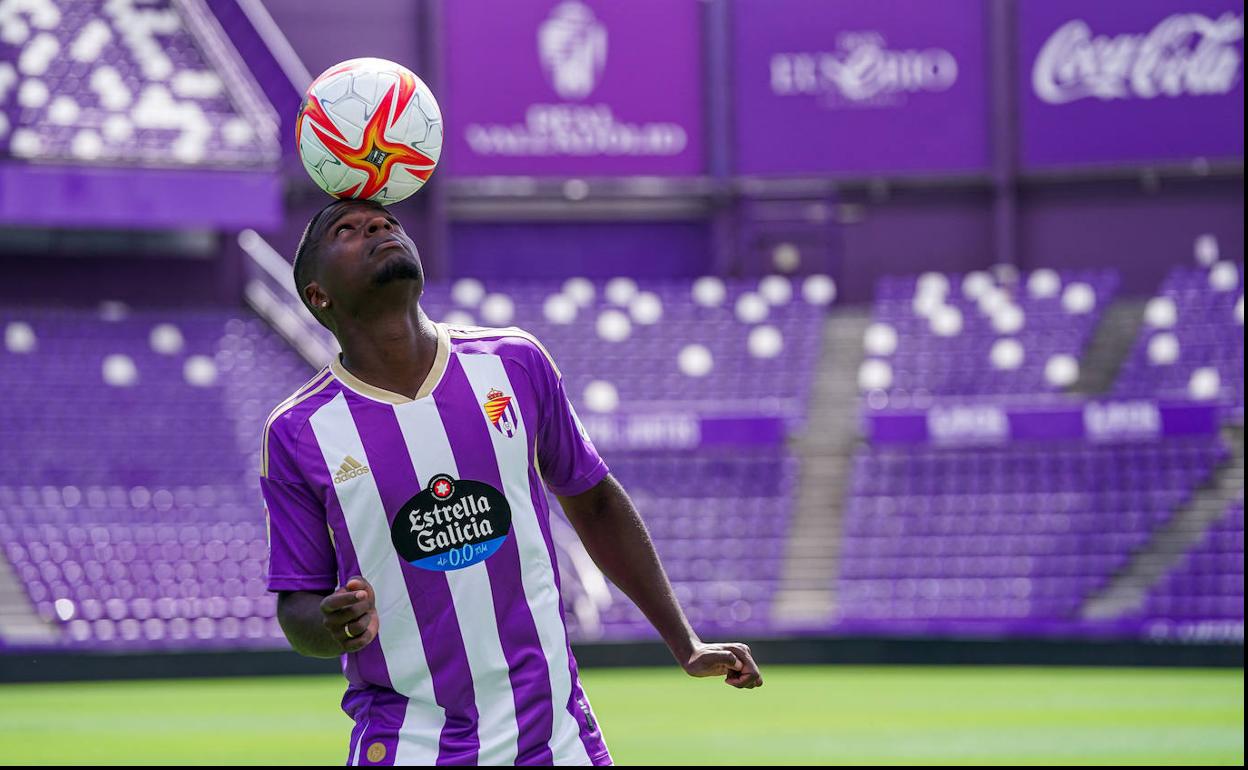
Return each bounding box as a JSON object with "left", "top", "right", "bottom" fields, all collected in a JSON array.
[
  {"left": 299, "top": 67, "right": 437, "bottom": 201},
  {"left": 433, "top": 479, "right": 452, "bottom": 498}
]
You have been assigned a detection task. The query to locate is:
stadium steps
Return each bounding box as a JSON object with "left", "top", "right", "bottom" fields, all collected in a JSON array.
[
  {"left": 772, "top": 308, "right": 871, "bottom": 626},
  {"left": 1082, "top": 424, "right": 1245, "bottom": 620},
  {"left": 0, "top": 552, "right": 60, "bottom": 646},
  {"left": 1069, "top": 299, "right": 1146, "bottom": 395}
]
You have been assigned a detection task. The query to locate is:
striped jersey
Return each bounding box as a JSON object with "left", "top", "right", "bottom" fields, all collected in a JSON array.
[{"left": 260, "top": 323, "right": 612, "bottom": 766}]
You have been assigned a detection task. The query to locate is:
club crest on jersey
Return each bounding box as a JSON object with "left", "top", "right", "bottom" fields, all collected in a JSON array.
[
  {"left": 391, "top": 474, "right": 513, "bottom": 572},
  {"left": 483, "top": 388, "right": 519, "bottom": 438}
]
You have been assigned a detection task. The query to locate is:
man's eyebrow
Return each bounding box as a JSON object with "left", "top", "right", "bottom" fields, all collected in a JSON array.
[
  {"left": 320, "top": 206, "right": 358, "bottom": 235},
  {"left": 320, "top": 202, "right": 390, "bottom": 237}
]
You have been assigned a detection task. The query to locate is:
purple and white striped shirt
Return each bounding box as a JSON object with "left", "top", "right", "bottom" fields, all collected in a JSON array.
[{"left": 260, "top": 323, "right": 612, "bottom": 766}]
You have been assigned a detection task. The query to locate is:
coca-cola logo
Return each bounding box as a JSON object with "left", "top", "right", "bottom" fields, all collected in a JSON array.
[
  {"left": 1033, "top": 12, "right": 1244, "bottom": 104},
  {"left": 770, "top": 31, "right": 958, "bottom": 108}
]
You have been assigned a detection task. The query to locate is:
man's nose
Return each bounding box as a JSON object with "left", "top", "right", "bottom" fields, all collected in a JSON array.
[{"left": 365, "top": 215, "right": 392, "bottom": 234}]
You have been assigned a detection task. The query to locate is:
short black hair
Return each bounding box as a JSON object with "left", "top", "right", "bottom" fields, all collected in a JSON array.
[{"left": 292, "top": 198, "right": 389, "bottom": 314}]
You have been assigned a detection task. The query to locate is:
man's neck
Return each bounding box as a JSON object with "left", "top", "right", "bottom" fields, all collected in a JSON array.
[{"left": 336, "top": 298, "right": 439, "bottom": 401}]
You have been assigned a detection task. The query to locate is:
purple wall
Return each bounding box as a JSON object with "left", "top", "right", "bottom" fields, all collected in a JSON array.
[
  {"left": 441, "top": 0, "right": 705, "bottom": 176},
  {"left": 732, "top": 197, "right": 842, "bottom": 279},
  {"left": 732, "top": 0, "right": 992, "bottom": 176},
  {"left": 259, "top": 0, "right": 423, "bottom": 80},
  {"left": 834, "top": 189, "right": 996, "bottom": 303},
  {"left": 1018, "top": 0, "right": 1245, "bottom": 169},
  {"left": 1018, "top": 178, "right": 1246, "bottom": 296},
  {"left": 448, "top": 221, "right": 712, "bottom": 279},
  {"left": 0, "top": 164, "right": 282, "bottom": 231},
  {"left": 2, "top": 252, "right": 240, "bottom": 307},
  {"left": 7, "top": 0, "right": 1236, "bottom": 309},
  {"left": 211, "top": 0, "right": 305, "bottom": 164}
]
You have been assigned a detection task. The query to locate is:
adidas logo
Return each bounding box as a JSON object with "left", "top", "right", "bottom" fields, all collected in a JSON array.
[{"left": 334, "top": 455, "right": 371, "bottom": 484}]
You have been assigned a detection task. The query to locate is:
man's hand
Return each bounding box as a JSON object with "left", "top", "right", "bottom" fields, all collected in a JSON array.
[
  {"left": 319, "top": 575, "right": 379, "bottom": 654},
  {"left": 682, "top": 642, "right": 763, "bottom": 689}
]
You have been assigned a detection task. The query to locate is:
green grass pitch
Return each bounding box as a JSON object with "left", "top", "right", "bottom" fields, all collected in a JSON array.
[{"left": 0, "top": 665, "right": 1241, "bottom": 765}]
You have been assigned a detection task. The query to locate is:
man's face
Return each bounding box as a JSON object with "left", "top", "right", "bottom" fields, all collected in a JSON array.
[{"left": 307, "top": 200, "right": 423, "bottom": 313}]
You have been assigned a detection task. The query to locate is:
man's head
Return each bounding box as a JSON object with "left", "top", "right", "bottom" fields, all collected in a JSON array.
[{"left": 293, "top": 199, "right": 424, "bottom": 329}]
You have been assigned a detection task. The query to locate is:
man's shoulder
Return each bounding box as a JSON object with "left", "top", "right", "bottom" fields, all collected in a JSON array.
[
  {"left": 260, "top": 366, "right": 336, "bottom": 478},
  {"left": 442, "top": 323, "right": 560, "bottom": 376}
]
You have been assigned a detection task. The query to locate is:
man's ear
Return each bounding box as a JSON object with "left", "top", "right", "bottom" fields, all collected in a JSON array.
[{"left": 305, "top": 282, "right": 329, "bottom": 311}]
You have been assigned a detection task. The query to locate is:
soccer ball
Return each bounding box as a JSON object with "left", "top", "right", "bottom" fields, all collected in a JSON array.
[{"left": 296, "top": 58, "right": 443, "bottom": 205}]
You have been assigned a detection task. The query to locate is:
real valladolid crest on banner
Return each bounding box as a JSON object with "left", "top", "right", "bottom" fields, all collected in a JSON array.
[
  {"left": 463, "top": 0, "right": 688, "bottom": 158},
  {"left": 391, "top": 474, "right": 513, "bottom": 572}
]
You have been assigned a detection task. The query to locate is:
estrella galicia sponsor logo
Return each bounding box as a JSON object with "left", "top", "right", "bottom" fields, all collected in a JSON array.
[{"left": 391, "top": 474, "right": 512, "bottom": 572}]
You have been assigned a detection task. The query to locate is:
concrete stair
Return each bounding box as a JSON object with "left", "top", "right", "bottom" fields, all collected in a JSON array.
[
  {"left": 1070, "top": 299, "right": 1146, "bottom": 396},
  {"left": 772, "top": 308, "right": 870, "bottom": 626},
  {"left": 1083, "top": 424, "right": 1245, "bottom": 620},
  {"left": 0, "top": 552, "right": 60, "bottom": 646}
]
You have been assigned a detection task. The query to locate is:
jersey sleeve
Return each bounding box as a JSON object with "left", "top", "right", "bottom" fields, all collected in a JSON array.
[
  {"left": 261, "top": 420, "right": 338, "bottom": 593},
  {"left": 530, "top": 342, "right": 609, "bottom": 497}
]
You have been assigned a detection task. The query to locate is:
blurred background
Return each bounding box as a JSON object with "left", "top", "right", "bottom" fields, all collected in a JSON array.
[{"left": 0, "top": 0, "right": 1243, "bottom": 764}]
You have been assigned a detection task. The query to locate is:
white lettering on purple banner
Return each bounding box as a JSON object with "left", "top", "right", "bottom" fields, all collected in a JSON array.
[
  {"left": 927, "top": 405, "right": 1009, "bottom": 446},
  {"left": 1033, "top": 13, "right": 1244, "bottom": 104},
  {"left": 1083, "top": 400, "right": 1162, "bottom": 443},
  {"left": 580, "top": 414, "right": 701, "bottom": 451},
  {"left": 769, "top": 31, "right": 958, "bottom": 108},
  {"left": 462, "top": 0, "right": 687, "bottom": 157},
  {"left": 465, "top": 104, "right": 687, "bottom": 157}
]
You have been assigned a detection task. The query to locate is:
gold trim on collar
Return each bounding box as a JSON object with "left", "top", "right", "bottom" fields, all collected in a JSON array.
[
  {"left": 445, "top": 324, "right": 561, "bottom": 377},
  {"left": 329, "top": 322, "right": 450, "bottom": 404}
]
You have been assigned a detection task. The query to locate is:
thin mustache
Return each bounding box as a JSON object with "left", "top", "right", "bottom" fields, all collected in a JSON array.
[{"left": 371, "top": 235, "right": 408, "bottom": 255}]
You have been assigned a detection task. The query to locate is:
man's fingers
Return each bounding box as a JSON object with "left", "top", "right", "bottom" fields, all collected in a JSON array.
[
  {"left": 726, "top": 675, "right": 762, "bottom": 689},
  {"left": 723, "top": 643, "right": 762, "bottom": 688},
  {"left": 341, "top": 629, "right": 374, "bottom": 653},
  {"left": 338, "top": 611, "right": 378, "bottom": 653},
  {"left": 321, "top": 589, "right": 367, "bottom": 612},
  {"left": 725, "top": 668, "right": 763, "bottom": 688},
  {"left": 690, "top": 649, "right": 738, "bottom": 676},
  {"left": 322, "top": 601, "right": 370, "bottom": 626},
  {"left": 344, "top": 576, "right": 373, "bottom": 595},
  {"left": 342, "top": 614, "right": 371, "bottom": 640},
  {"left": 726, "top": 643, "right": 758, "bottom": 671}
]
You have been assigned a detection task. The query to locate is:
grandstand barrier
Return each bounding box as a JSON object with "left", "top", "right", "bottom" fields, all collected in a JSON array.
[
  {"left": 865, "top": 399, "right": 1223, "bottom": 445},
  {"left": 1, "top": 633, "right": 1241, "bottom": 684},
  {"left": 581, "top": 413, "right": 787, "bottom": 451}
]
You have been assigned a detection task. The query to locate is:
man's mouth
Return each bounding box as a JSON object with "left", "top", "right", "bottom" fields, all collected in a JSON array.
[{"left": 372, "top": 238, "right": 406, "bottom": 256}]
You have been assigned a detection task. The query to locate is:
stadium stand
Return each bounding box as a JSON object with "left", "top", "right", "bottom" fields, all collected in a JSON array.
[
  {"left": 863, "top": 269, "right": 1119, "bottom": 399},
  {"left": 837, "top": 437, "right": 1229, "bottom": 625},
  {"left": 0, "top": 275, "right": 827, "bottom": 647},
  {"left": 1112, "top": 263, "right": 1245, "bottom": 414},
  {"left": 0, "top": 0, "right": 278, "bottom": 166}
]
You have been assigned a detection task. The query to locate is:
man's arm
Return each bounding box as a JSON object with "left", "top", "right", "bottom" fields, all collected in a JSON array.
[
  {"left": 558, "top": 474, "right": 762, "bottom": 689},
  {"left": 276, "top": 576, "right": 379, "bottom": 658}
]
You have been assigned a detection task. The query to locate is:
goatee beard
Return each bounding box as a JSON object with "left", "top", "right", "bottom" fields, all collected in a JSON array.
[{"left": 373, "top": 259, "right": 422, "bottom": 287}]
